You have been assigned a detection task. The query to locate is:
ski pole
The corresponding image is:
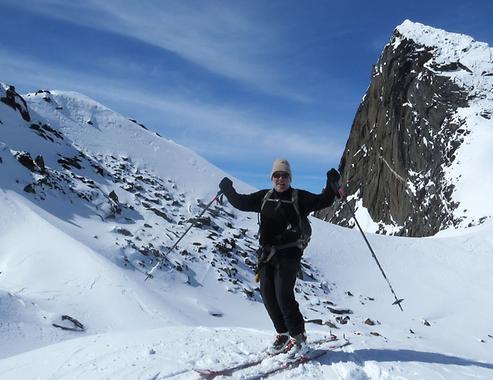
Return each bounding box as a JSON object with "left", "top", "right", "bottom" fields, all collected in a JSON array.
[
  {"left": 145, "top": 190, "right": 223, "bottom": 281},
  {"left": 330, "top": 177, "right": 404, "bottom": 311},
  {"left": 341, "top": 197, "right": 404, "bottom": 311}
]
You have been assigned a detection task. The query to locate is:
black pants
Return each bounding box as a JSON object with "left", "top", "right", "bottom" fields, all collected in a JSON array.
[{"left": 259, "top": 252, "right": 304, "bottom": 336}]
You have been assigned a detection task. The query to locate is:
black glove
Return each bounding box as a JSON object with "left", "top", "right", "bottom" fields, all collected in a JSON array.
[
  {"left": 326, "top": 168, "right": 342, "bottom": 197},
  {"left": 219, "top": 177, "right": 234, "bottom": 194}
]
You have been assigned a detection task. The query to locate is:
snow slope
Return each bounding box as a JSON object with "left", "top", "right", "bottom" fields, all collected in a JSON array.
[
  {"left": 1, "top": 85, "right": 493, "bottom": 379},
  {"left": 1, "top": 217, "right": 492, "bottom": 379},
  {"left": 1, "top": 86, "right": 267, "bottom": 358}
]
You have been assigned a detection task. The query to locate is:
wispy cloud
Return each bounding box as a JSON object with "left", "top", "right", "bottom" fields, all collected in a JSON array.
[
  {"left": 107, "top": 83, "right": 344, "bottom": 161},
  {"left": 0, "top": 48, "right": 344, "bottom": 163},
  {"left": 8, "top": 0, "right": 311, "bottom": 102}
]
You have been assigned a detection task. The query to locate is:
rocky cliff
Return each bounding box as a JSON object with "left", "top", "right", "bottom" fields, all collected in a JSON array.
[{"left": 317, "top": 20, "right": 493, "bottom": 237}]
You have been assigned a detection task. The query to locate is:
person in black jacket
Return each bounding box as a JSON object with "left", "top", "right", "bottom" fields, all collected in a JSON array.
[{"left": 219, "top": 159, "right": 341, "bottom": 356}]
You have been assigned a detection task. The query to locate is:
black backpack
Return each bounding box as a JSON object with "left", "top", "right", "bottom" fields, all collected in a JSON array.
[{"left": 259, "top": 189, "right": 312, "bottom": 251}]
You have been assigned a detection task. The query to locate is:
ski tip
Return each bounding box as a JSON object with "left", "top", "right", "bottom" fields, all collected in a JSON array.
[
  {"left": 194, "top": 368, "right": 217, "bottom": 379},
  {"left": 194, "top": 368, "right": 211, "bottom": 374}
]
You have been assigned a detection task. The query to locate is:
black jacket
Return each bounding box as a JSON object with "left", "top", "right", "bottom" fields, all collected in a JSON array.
[{"left": 223, "top": 185, "right": 336, "bottom": 249}]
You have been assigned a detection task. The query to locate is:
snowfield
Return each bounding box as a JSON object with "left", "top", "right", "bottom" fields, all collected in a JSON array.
[
  {"left": 2, "top": 20, "right": 493, "bottom": 380},
  {"left": 1, "top": 211, "right": 493, "bottom": 379}
]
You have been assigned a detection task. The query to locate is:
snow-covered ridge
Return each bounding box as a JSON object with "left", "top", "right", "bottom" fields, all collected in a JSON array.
[
  {"left": 25, "top": 89, "right": 255, "bottom": 199},
  {"left": 397, "top": 20, "right": 485, "bottom": 52},
  {"left": 395, "top": 20, "right": 493, "bottom": 94},
  {"left": 395, "top": 21, "right": 493, "bottom": 116},
  {"left": 394, "top": 20, "right": 493, "bottom": 117}
]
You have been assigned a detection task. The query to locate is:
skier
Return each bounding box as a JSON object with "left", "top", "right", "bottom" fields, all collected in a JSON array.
[{"left": 219, "top": 159, "right": 341, "bottom": 356}]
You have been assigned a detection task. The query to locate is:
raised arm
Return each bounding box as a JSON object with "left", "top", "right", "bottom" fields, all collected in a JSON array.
[
  {"left": 299, "top": 169, "right": 341, "bottom": 215},
  {"left": 219, "top": 177, "right": 267, "bottom": 212}
]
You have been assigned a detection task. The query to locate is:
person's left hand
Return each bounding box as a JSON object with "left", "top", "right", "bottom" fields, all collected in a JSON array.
[
  {"left": 219, "top": 177, "right": 234, "bottom": 193},
  {"left": 326, "top": 168, "right": 343, "bottom": 198}
]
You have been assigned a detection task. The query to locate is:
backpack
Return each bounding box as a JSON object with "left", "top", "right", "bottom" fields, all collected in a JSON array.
[{"left": 259, "top": 189, "right": 312, "bottom": 251}]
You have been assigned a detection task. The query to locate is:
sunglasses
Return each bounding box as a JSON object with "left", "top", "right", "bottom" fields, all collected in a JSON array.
[{"left": 272, "top": 172, "right": 290, "bottom": 179}]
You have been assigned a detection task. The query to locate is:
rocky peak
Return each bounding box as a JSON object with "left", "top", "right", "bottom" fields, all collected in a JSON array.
[{"left": 317, "top": 20, "right": 493, "bottom": 237}]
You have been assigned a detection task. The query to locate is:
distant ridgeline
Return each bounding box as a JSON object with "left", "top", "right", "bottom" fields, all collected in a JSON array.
[{"left": 317, "top": 20, "right": 493, "bottom": 237}]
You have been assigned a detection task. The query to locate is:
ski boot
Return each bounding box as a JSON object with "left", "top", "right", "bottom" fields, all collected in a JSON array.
[
  {"left": 267, "top": 333, "right": 290, "bottom": 355},
  {"left": 285, "top": 332, "right": 308, "bottom": 359}
]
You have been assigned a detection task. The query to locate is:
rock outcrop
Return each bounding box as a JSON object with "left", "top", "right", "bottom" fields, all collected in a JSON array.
[
  {"left": 317, "top": 20, "right": 493, "bottom": 236},
  {"left": 1, "top": 84, "right": 31, "bottom": 121}
]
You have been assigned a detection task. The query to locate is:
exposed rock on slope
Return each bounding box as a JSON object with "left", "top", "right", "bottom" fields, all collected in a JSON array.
[{"left": 317, "top": 20, "right": 493, "bottom": 237}]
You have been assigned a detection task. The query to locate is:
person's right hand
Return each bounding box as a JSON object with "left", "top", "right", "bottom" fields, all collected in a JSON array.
[{"left": 219, "top": 177, "right": 234, "bottom": 193}]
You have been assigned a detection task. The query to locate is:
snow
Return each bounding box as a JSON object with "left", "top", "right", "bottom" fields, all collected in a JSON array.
[
  {"left": 1, "top": 195, "right": 493, "bottom": 379},
  {"left": 2, "top": 39, "right": 493, "bottom": 379},
  {"left": 343, "top": 191, "right": 402, "bottom": 235}
]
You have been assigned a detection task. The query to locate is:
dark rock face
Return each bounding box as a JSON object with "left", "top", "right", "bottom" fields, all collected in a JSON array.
[
  {"left": 34, "top": 155, "right": 46, "bottom": 173},
  {"left": 0, "top": 85, "right": 31, "bottom": 121},
  {"left": 316, "top": 30, "right": 470, "bottom": 237},
  {"left": 15, "top": 152, "right": 37, "bottom": 172}
]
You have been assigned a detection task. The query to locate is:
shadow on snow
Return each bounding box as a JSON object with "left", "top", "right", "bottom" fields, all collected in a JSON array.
[{"left": 324, "top": 348, "right": 493, "bottom": 370}]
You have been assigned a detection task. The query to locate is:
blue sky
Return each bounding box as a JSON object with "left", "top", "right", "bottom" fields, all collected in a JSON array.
[{"left": 1, "top": 0, "right": 492, "bottom": 192}]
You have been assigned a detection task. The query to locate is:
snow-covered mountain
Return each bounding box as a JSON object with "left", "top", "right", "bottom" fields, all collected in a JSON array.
[
  {"left": 0, "top": 84, "right": 358, "bottom": 365},
  {"left": 1, "top": 26, "right": 493, "bottom": 378},
  {"left": 0, "top": 84, "right": 269, "bottom": 354},
  {"left": 317, "top": 20, "right": 493, "bottom": 237}
]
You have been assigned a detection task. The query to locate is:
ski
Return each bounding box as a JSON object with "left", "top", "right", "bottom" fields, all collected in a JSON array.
[
  {"left": 194, "top": 335, "right": 338, "bottom": 379},
  {"left": 195, "top": 356, "right": 265, "bottom": 379},
  {"left": 242, "top": 340, "right": 351, "bottom": 380}
]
